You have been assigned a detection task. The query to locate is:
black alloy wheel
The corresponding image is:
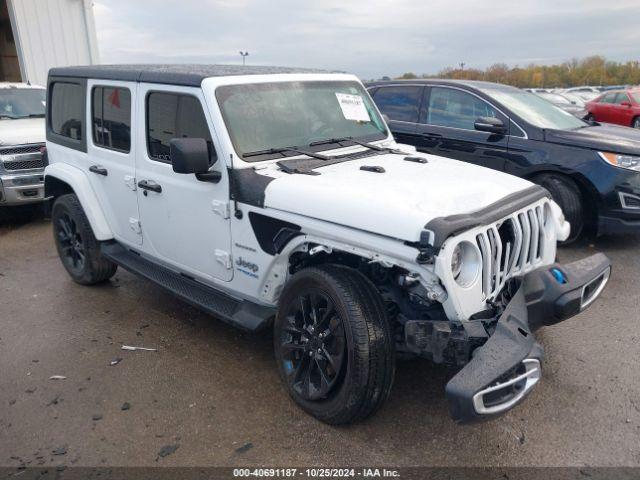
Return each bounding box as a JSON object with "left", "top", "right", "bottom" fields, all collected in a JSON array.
[
  {"left": 56, "top": 211, "right": 86, "bottom": 275},
  {"left": 279, "top": 290, "right": 346, "bottom": 401},
  {"left": 274, "top": 265, "right": 395, "bottom": 424}
]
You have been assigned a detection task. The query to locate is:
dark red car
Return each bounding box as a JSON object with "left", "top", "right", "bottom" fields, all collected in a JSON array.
[{"left": 586, "top": 89, "right": 640, "bottom": 128}]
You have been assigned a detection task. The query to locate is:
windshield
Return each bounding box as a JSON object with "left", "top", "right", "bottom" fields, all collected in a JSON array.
[
  {"left": 216, "top": 81, "right": 388, "bottom": 160},
  {"left": 631, "top": 92, "right": 640, "bottom": 104},
  {"left": 0, "top": 88, "right": 46, "bottom": 119},
  {"left": 478, "top": 86, "right": 586, "bottom": 130}
]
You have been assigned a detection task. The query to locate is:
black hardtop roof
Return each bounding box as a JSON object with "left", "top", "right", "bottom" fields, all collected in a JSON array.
[{"left": 48, "top": 64, "right": 336, "bottom": 87}]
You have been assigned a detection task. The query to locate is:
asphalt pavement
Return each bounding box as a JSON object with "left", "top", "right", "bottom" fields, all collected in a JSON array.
[{"left": 1, "top": 215, "right": 639, "bottom": 469}]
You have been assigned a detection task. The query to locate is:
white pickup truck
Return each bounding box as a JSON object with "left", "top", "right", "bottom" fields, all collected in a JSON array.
[
  {"left": 44, "top": 65, "right": 610, "bottom": 424},
  {"left": 0, "top": 83, "right": 46, "bottom": 210}
]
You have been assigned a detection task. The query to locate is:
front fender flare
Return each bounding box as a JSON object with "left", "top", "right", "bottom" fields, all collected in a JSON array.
[{"left": 45, "top": 163, "right": 113, "bottom": 241}]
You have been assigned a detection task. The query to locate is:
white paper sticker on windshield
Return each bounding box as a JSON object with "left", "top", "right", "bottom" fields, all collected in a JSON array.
[{"left": 335, "top": 93, "right": 371, "bottom": 122}]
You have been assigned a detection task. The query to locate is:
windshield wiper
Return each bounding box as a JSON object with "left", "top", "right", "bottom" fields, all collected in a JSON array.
[
  {"left": 309, "top": 136, "right": 399, "bottom": 153},
  {"left": 243, "top": 146, "right": 331, "bottom": 161}
]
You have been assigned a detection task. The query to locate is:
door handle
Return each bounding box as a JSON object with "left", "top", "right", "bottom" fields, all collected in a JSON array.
[
  {"left": 137, "top": 179, "right": 162, "bottom": 194},
  {"left": 89, "top": 165, "right": 108, "bottom": 176}
]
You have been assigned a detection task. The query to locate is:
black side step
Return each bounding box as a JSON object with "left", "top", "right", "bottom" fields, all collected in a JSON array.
[{"left": 101, "top": 242, "right": 275, "bottom": 331}]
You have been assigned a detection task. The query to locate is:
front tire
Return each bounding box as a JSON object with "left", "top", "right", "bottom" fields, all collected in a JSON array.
[
  {"left": 533, "top": 173, "right": 584, "bottom": 244},
  {"left": 274, "top": 265, "right": 395, "bottom": 424},
  {"left": 52, "top": 194, "right": 117, "bottom": 285},
  {"left": 633, "top": 117, "right": 640, "bottom": 129}
]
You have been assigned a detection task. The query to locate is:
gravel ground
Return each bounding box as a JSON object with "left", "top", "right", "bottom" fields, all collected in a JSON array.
[{"left": 1, "top": 215, "right": 639, "bottom": 469}]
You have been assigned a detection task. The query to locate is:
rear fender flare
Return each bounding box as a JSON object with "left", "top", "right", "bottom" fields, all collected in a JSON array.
[{"left": 44, "top": 163, "right": 113, "bottom": 241}]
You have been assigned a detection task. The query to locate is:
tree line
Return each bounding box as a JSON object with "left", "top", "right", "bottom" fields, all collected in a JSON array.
[{"left": 395, "top": 56, "right": 640, "bottom": 88}]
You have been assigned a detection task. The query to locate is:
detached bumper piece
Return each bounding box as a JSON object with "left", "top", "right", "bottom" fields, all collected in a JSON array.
[{"left": 446, "top": 253, "right": 611, "bottom": 423}]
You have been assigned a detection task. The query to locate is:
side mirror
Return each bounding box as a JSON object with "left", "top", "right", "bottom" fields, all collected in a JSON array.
[
  {"left": 621, "top": 101, "right": 632, "bottom": 107},
  {"left": 170, "top": 138, "right": 214, "bottom": 174},
  {"left": 474, "top": 116, "right": 507, "bottom": 135}
]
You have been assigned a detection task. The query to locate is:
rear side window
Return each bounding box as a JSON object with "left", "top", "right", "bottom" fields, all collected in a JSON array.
[
  {"left": 92, "top": 86, "right": 131, "bottom": 152},
  {"left": 50, "top": 82, "right": 83, "bottom": 140},
  {"left": 372, "top": 86, "right": 421, "bottom": 123},
  {"left": 147, "top": 92, "right": 212, "bottom": 163}
]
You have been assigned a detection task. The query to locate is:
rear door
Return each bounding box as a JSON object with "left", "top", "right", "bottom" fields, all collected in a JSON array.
[
  {"left": 134, "top": 83, "right": 233, "bottom": 282},
  {"left": 369, "top": 85, "right": 423, "bottom": 145},
  {"left": 414, "top": 86, "right": 509, "bottom": 171},
  {"left": 86, "top": 80, "right": 141, "bottom": 246}
]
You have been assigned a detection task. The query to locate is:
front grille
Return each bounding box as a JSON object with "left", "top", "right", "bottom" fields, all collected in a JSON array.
[
  {"left": 476, "top": 204, "right": 547, "bottom": 301},
  {"left": 0, "top": 144, "right": 42, "bottom": 155},
  {"left": 1, "top": 143, "right": 45, "bottom": 171},
  {"left": 3, "top": 158, "right": 46, "bottom": 170}
]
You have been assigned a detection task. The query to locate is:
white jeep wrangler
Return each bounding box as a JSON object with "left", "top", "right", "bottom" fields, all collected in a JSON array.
[{"left": 44, "top": 65, "right": 611, "bottom": 424}]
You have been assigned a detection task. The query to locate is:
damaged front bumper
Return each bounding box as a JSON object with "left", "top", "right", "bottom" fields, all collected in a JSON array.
[{"left": 445, "top": 252, "right": 611, "bottom": 423}]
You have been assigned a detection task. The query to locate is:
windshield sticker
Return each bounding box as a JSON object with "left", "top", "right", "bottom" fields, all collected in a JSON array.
[{"left": 335, "top": 93, "right": 371, "bottom": 122}]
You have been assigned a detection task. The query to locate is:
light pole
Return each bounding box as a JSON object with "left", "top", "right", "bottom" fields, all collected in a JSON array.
[{"left": 239, "top": 51, "right": 249, "bottom": 66}]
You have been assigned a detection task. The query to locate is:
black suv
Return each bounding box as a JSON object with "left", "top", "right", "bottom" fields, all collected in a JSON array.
[{"left": 366, "top": 79, "right": 640, "bottom": 242}]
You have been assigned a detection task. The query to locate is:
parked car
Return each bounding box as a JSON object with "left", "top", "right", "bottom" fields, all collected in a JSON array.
[
  {"left": 533, "top": 91, "right": 587, "bottom": 118},
  {"left": 585, "top": 89, "right": 640, "bottom": 129},
  {"left": 0, "top": 83, "right": 47, "bottom": 213},
  {"left": 366, "top": 79, "right": 640, "bottom": 241},
  {"left": 44, "top": 65, "right": 609, "bottom": 424},
  {"left": 562, "top": 86, "right": 601, "bottom": 102}
]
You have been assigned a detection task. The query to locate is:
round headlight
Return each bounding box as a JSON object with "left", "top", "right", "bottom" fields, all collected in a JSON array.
[{"left": 450, "top": 241, "right": 481, "bottom": 287}]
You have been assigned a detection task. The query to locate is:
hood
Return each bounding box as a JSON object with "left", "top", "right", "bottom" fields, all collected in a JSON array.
[
  {"left": 0, "top": 117, "right": 45, "bottom": 146},
  {"left": 259, "top": 152, "right": 535, "bottom": 242},
  {"left": 545, "top": 123, "right": 640, "bottom": 156}
]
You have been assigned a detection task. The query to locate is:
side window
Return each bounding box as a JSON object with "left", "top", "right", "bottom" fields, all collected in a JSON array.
[
  {"left": 147, "top": 92, "right": 212, "bottom": 163},
  {"left": 600, "top": 93, "right": 616, "bottom": 103},
  {"left": 372, "top": 86, "right": 421, "bottom": 123},
  {"left": 426, "top": 87, "right": 497, "bottom": 130},
  {"left": 92, "top": 86, "right": 131, "bottom": 152},
  {"left": 50, "top": 82, "right": 83, "bottom": 140}
]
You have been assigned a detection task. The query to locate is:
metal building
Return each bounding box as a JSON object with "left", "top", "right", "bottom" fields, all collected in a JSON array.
[{"left": 1, "top": 0, "right": 99, "bottom": 86}]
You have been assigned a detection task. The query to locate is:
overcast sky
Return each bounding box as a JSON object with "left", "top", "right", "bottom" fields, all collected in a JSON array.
[{"left": 92, "top": 0, "right": 640, "bottom": 79}]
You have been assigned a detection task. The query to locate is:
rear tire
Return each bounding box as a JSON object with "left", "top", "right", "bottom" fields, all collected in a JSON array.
[
  {"left": 52, "top": 194, "right": 117, "bottom": 285},
  {"left": 633, "top": 117, "right": 640, "bottom": 129},
  {"left": 274, "top": 264, "right": 395, "bottom": 424},
  {"left": 533, "top": 174, "right": 584, "bottom": 244},
  {"left": 584, "top": 113, "right": 595, "bottom": 122}
]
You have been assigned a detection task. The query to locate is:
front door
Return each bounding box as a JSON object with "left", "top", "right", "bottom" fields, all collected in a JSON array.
[
  {"left": 134, "top": 83, "right": 233, "bottom": 282},
  {"left": 611, "top": 93, "right": 635, "bottom": 127},
  {"left": 414, "top": 86, "right": 509, "bottom": 172},
  {"left": 86, "top": 80, "right": 141, "bottom": 246}
]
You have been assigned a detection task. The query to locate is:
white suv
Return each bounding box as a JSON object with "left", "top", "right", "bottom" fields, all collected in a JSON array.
[
  {"left": 44, "top": 65, "right": 610, "bottom": 424},
  {"left": 0, "top": 83, "right": 47, "bottom": 209}
]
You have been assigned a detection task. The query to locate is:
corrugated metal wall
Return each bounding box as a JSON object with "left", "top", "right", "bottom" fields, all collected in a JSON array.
[{"left": 7, "top": 0, "right": 99, "bottom": 86}]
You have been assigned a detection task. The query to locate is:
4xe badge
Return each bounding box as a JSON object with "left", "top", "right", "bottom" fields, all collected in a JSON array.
[{"left": 236, "top": 257, "right": 259, "bottom": 278}]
